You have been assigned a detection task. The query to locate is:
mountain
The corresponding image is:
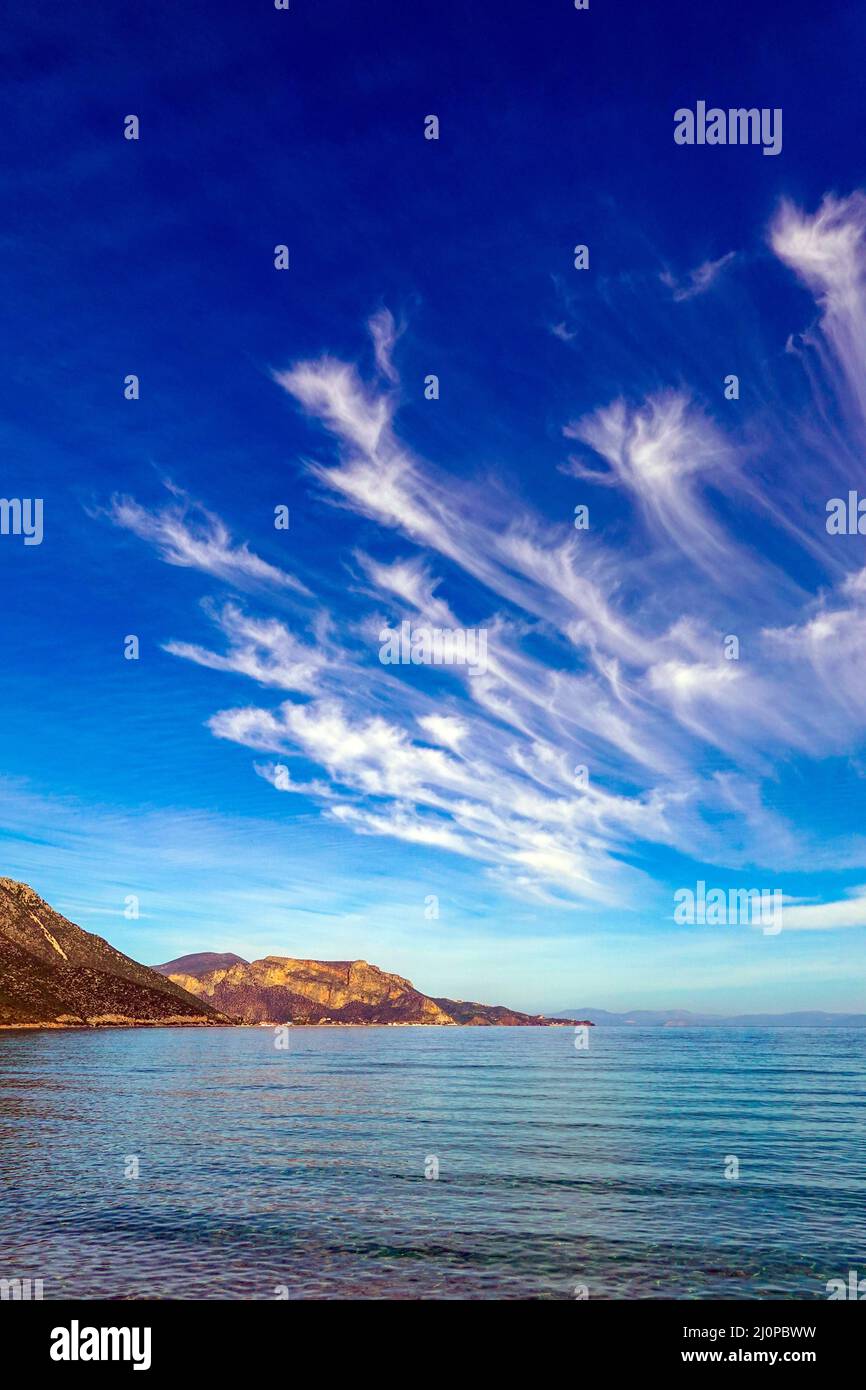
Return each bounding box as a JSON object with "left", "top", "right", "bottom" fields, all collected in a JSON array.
[
  {"left": 552, "top": 1007, "right": 866, "bottom": 1027},
  {"left": 153, "top": 953, "right": 582, "bottom": 1026},
  {"left": 156, "top": 951, "right": 248, "bottom": 978},
  {"left": 0, "top": 879, "right": 228, "bottom": 1028}
]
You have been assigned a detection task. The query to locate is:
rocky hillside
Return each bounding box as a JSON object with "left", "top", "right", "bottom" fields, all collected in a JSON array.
[
  {"left": 0, "top": 879, "right": 227, "bottom": 1027},
  {"left": 155, "top": 952, "right": 582, "bottom": 1026}
]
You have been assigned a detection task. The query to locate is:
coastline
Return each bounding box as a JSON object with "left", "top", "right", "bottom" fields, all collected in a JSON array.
[{"left": 0, "top": 1018, "right": 581, "bottom": 1032}]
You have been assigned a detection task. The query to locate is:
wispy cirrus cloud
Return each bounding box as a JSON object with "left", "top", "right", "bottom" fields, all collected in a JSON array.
[
  {"left": 660, "top": 250, "right": 736, "bottom": 302},
  {"left": 780, "top": 887, "right": 866, "bottom": 931},
  {"left": 562, "top": 390, "right": 744, "bottom": 577},
  {"left": 164, "top": 600, "right": 326, "bottom": 694},
  {"left": 100, "top": 193, "right": 866, "bottom": 923},
  {"left": 105, "top": 488, "right": 310, "bottom": 595},
  {"left": 771, "top": 192, "right": 866, "bottom": 430},
  {"left": 368, "top": 306, "right": 403, "bottom": 384}
]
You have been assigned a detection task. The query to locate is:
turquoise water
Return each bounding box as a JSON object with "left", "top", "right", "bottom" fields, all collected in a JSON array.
[{"left": 0, "top": 1025, "right": 863, "bottom": 1299}]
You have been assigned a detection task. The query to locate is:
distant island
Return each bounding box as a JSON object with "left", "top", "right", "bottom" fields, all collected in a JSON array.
[
  {"left": 553, "top": 1007, "right": 866, "bottom": 1028},
  {"left": 0, "top": 878, "right": 587, "bottom": 1029}
]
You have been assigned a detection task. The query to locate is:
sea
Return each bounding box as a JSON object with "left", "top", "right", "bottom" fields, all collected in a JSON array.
[{"left": 0, "top": 1024, "right": 863, "bottom": 1299}]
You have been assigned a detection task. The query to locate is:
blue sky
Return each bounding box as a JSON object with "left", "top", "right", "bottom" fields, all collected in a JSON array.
[{"left": 2, "top": 0, "right": 866, "bottom": 1013}]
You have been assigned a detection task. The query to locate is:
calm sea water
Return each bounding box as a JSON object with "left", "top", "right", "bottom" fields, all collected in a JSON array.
[{"left": 0, "top": 1025, "right": 863, "bottom": 1299}]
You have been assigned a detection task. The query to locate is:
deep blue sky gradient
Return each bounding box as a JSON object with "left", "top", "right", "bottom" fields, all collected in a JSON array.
[{"left": 2, "top": 1, "right": 866, "bottom": 1012}]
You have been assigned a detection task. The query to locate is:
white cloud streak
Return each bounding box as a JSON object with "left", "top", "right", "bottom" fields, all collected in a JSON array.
[
  {"left": 106, "top": 490, "right": 309, "bottom": 594},
  {"left": 107, "top": 202, "right": 866, "bottom": 919}
]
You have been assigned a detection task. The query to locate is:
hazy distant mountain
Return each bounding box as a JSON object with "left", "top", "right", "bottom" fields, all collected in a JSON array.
[
  {"left": 0, "top": 879, "right": 227, "bottom": 1028},
  {"left": 553, "top": 1008, "right": 866, "bottom": 1027},
  {"left": 154, "top": 953, "right": 583, "bottom": 1026}
]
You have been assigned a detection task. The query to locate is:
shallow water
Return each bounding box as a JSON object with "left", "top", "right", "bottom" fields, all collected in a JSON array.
[{"left": 0, "top": 1025, "right": 863, "bottom": 1299}]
